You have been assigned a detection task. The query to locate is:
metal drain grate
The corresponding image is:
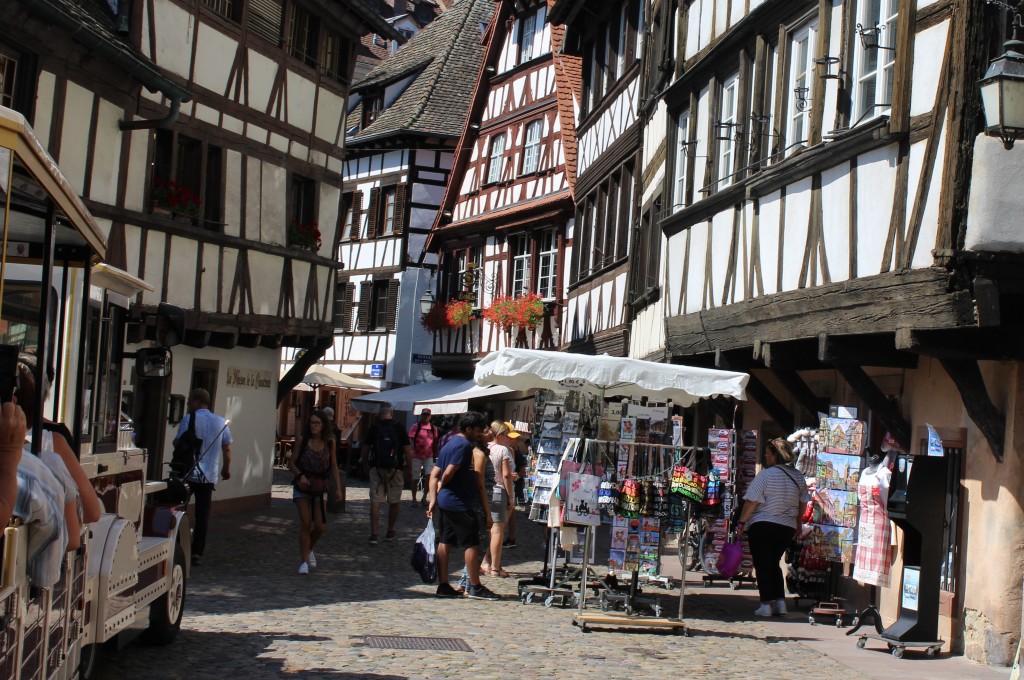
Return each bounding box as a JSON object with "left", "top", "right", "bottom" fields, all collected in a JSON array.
[{"left": 357, "top": 635, "right": 473, "bottom": 652}]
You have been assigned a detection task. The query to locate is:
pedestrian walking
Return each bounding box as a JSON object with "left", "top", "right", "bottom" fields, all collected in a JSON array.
[
  {"left": 429, "top": 411, "right": 499, "bottom": 600},
  {"left": 288, "top": 409, "right": 342, "bottom": 574},
  {"left": 175, "top": 388, "right": 232, "bottom": 567},
  {"left": 364, "top": 403, "right": 412, "bottom": 543},
  {"left": 736, "top": 437, "right": 809, "bottom": 616},
  {"left": 481, "top": 421, "right": 516, "bottom": 578},
  {"left": 408, "top": 408, "right": 438, "bottom": 506},
  {"left": 455, "top": 423, "right": 494, "bottom": 593}
]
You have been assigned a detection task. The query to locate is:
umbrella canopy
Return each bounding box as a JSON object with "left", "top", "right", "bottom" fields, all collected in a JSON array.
[
  {"left": 473, "top": 348, "right": 748, "bottom": 407},
  {"left": 301, "top": 365, "right": 375, "bottom": 390},
  {"left": 350, "top": 379, "right": 521, "bottom": 414}
]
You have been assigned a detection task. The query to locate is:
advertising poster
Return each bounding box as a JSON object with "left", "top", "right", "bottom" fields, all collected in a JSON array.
[
  {"left": 810, "top": 489, "right": 859, "bottom": 528},
  {"left": 804, "top": 525, "right": 856, "bottom": 563},
  {"left": 816, "top": 453, "right": 861, "bottom": 491},
  {"left": 620, "top": 416, "right": 637, "bottom": 442},
  {"left": 901, "top": 566, "right": 921, "bottom": 611}
]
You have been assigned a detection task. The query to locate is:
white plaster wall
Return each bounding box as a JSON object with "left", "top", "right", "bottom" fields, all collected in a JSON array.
[
  {"left": 32, "top": 71, "right": 56, "bottom": 149},
  {"left": 123, "top": 129, "right": 150, "bottom": 213},
  {"left": 249, "top": 251, "right": 281, "bottom": 315},
  {"left": 193, "top": 23, "right": 235, "bottom": 94},
  {"left": 965, "top": 136, "right": 1024, "bottom": 252},
  {"left": 781, "top": 176, "right": 812, "bottom": 292},
  {"left": 317, "top": 183, "right": 341, "bottom": 258},
  {"left": 224, "top": 150, "right": 243, "bottom": 238},
  {"left": 124, "top": 225, "right": 143, "bottom": 284},
  {"left": 820, "top": 162, "right": 852, "bottom": 282},
  {"left": 89, "top": 98, "right": 122, "bottom": 205},
  {"left": 685, "top": 223, "right": 708, "bottom": 314},
  {"left": 315, "top": 89, "right": 344, "bottom": 144},
  {"left": 221, "top": 246, "right": 237, "bottom": 310},
  {"left": 59, "top": 81, "right": 93, "bottom": 192},
  {"left": 200, "top": 246, "right": 219, "bottom": 311},
  {"left": 709, "top": 210, "right": 732, "bottom": 306},
  {"left": 912, "top": 128, "right": 946, "bottom": 269},
  {"left": 259, "top": 162, "right": 287, "bottom": 246},
  {"left": 166, "top": 236, "right": 199, "bottom": 308},
  {"left": 247, "top": 50, "right": 277, "bottom": 114},
  {"left": 142, "top": 234, "right": 167, "bottom": 306},
  {"left": 758, "top": 190, "right": 782, "bottom": 295},
  {"left": 152, "top": 0, "right": 194, "bottom": 78},
  {"left": 854, "top": 144, "right": 899, "bottom": 274},
  {"left": 909, "top": 22, "right": 950, "bottom": 118},
  {"left": 286, "top": 72, "right": 316, "bottom": 132}
]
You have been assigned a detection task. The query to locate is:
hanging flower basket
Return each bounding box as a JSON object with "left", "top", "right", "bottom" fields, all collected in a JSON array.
[
  {"left": 444, "top": 299, "right": 475, "bottom": 328},
  {"left": 288, "top": 218, "right": 321, "bottom": 250},
  {"left": 483, "top": 292, "right": 545, "bottom": 330},
  {"left": 420, "top": 304, "right": 449, "bottom": 332}
]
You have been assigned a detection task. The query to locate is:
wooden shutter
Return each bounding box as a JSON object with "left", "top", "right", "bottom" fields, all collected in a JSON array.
[
  {"left": 366, "top": 187, "right": 381, "bottom": 238},
  {"left": 385, "top": 279, "right": 400, "bottom": 331},
  {"left": 357, "top": 281, "right": 372, "bottom": 332},
  {"left": 348, "top": 192, "right": 363, "bottom": 240},
  {"left": 393, "top": 183, "right": 408, "bottom": 234},
  {"left": 338, "top": 282, "right": 355, "bottom": 331}
]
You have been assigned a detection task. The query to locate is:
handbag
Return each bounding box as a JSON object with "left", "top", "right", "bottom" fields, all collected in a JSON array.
[
  {"left": 670, "top": 464, "right": 707, "bottom": 503},
  {"left": 716, "top": 539, "right": 743, "bottom": 578},
  {"left": 295, "top": 474, "right": 329, "bottom": 496},
  {"left": 410, "top": 519, "right": 437, "bottom": 584}
]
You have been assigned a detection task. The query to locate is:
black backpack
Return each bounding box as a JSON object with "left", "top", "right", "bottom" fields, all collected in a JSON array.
[
  {"left": 170, "top": 411, "right": 202, "bottom": 480},
  {"left": 369, "top": 421, "right": 404, "bottom": 469}
]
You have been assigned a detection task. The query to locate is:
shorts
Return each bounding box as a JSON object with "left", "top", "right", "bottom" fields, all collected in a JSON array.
[
  {"left": 292, "top": 491, "right": 327, "bottom": 523},
  {"left": 369, "top": 468, "right": 404, "bottom": 504},
  {"left": 438, "top": 508, "right": 480, "bottom": 549},
  {"left": 490, "top": 486, "right": 509, "bottom": 524},
  {"left": 410, "top": 457, "right": 434, "bottom": 478}
]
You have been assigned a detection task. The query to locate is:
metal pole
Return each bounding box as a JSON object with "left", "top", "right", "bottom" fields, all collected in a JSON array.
[
  {"left": 576, "top": 524, "right": 591, "bottom": 616},
  {"left": 677, "top": 501, "right": 691, "bottom": 620}
]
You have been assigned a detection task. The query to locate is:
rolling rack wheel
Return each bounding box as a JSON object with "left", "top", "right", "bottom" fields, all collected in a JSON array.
[
  {"left": 891, "top": 646, "right": 904, "bottom": 659},
  {"left": 856, "top": 637, "right": 866, "bottom": 649},
  {"left": 808, "top": 615, "right": 816, "bottom": 625}
]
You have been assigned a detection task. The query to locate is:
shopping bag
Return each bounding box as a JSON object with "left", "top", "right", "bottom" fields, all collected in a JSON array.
[
  {"left": 716, "top": 539, "right": 743, "bottom": 578},
  {"left": 410, "top": 520, "right": 437, "bottom": 584},
  {"left": 556, "top": 460, "right": 582, "bottom": 500}
]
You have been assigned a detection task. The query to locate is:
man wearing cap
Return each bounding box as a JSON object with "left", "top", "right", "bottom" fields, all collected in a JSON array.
[{"left": 408, "top": 408, "right": 438, "bottom": 507}]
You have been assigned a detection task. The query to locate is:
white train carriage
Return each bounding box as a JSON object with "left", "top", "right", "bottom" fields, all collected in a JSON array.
[{"left": 0, "top": 106, "right": 189, "bottom": 679}]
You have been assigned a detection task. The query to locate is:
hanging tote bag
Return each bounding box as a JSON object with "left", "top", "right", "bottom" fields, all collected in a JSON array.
[
  {"left": 670, "top": 464, "right": 708, "bottom": 503},
  {"left": 563, "top": 473, "right": 601, "bottom": 526},
  {"left": 616, "top": 478, "right": 642, "bottom": 518},
  {"left": 716, "top": 539, "right": 744, "bottom": 579}
]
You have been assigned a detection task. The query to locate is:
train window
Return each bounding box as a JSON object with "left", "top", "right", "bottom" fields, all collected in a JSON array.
[{"left": 92, "top": 302, "right": 124, "bottom": 452}]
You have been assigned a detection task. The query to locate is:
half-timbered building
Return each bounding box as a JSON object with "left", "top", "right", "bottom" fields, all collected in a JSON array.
[
  {"left": 426, "top": 0, "right": 580, "bottom": 377},
  {"left": 303, "top": 0, "right": 494, "bottom": 393},
  {"left": 4, "top": 0, "right": 398, "bottom": 511},
  {"left": 547, "top": 0, "right": 646, "bottom": 357},
  {"left": 652, "top": 0, "right": 1024, "bottom": 663}
]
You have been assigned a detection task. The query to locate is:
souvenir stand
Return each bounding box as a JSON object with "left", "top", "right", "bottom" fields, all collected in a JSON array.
[{"left": 474, "top": 348, "right": 749, "bottom": 633}]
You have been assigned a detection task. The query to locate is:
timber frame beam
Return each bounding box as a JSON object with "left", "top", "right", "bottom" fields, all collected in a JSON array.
[
  {"left": 772, "top": 369, "right": 828, "bottom": 421},
  {"left": 938, "top": 359, "right": 1004, "bottom": 462},
  {"left": 716, "top": 349, "right": 794, "bottom": 430},
  {"left": 834, "top": 365, "right": 911, "bottom": 452}
]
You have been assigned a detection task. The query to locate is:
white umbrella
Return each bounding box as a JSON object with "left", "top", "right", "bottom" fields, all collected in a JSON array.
[
  {"left": 473, "top": 348, "right": 748, "bottom": 406},
  {"left": 302, "top": 365, "right": 375, "bottom": 390}
]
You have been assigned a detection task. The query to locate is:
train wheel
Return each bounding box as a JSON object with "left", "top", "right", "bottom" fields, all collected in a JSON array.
[
  {"left": 143, "top": 545, "right": 187, "bottom": 644},
  {"left": 78, "top": 643, "right": 102, "bottom": 679}
]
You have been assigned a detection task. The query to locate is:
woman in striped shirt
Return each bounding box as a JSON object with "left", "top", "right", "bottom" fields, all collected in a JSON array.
[{"left": 737, "top": 437, "right": 810, "bottom": 617}]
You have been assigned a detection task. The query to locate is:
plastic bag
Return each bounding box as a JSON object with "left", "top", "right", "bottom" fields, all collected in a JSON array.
[
  {"left": 410, "top": 520, "right": 437, "bottom": 584},
  {"left": 716, "top": 539, "right": 743, "bottom": 578}
]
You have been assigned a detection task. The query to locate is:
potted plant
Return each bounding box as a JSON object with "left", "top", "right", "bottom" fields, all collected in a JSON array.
[
  {"left": 420, "top": 303, "right": 449, "bottom": 333},
  {"left": 288, "top": 218, "right": 321, "bottom": 251},
  {"left": 444, "top": 299, "right": 476, "bottom": 328},
  {"left": 151, "top": 178, "right": 201, "bottom": 220},
  {"left": 483, "top": 292, "right": 545, "bottom": 330}
]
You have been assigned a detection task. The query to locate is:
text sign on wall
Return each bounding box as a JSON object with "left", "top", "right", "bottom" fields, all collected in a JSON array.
[
  {"left": 225, "top": 367, "right": 273, "bottom": 390},
  {"left": 370, "top": 363, "right": 385, "bottom": 378}
]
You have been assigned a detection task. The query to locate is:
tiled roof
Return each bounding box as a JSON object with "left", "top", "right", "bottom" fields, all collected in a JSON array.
[
  {"left": 550, "top": 22, "right": 580, "bottom": 196},
  {"left": 348, "top": 0, "right": 494, "bottom": 145}
]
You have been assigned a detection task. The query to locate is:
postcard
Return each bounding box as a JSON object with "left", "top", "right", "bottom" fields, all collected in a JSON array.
[{"left": 562, "top": 411, "right": 580, "bottom": 434}]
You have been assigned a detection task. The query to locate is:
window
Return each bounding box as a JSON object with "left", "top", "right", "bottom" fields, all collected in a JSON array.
[
  {"left": 788, "top": 22, "right": 817, "bottom": 153},
  {"left": 372, "top": 280, "right": 390, "bottom": 330},
  {"left": 519, "top": 11, "right": 538, "bottom": 64},
  {"left": 487, "top": 133, "right": 506, "bottom": 184},
  {"left": 366, "top": 184, "right": 406, "bottom": 237},
  {"left": 201, "top": 0, "right": 241, "bottom": 21},
  {"left": 537, "top": 229, "right": 558, "bottom": 300},
  {"left": 247, "top": 0, "right": 284, "bottom": 46},
  {"left": 717, "top": 75, "right": 739, "bottom": 189},
  {"left": 380, "top": 185, "right": 397, "bottom": 235},
  {"left": 363, "top": 93, "right": 383, "bottom": 127},
  {"left": 521, "top": 120, "right": 542, "bottom": 175},
  {"left": 334, "top": 280, "right": 355, "bottom": 331},
  {"left": 0, "top": 48, "right": 18, "bottom": 110},
  {"left": 510, "top": 235, "right": 531, "bottom": 297},
  {"left": 616, "top": 5, "right": 628, "bottom": 80},
  {"left": 342, "top": 191, "right": 362, "bottom": 240},
  {"left": 289, "top": 173, "right": 316, "bottom": 228},
  {"left": 854, "top": 0, "right": 898, "bottom": 124},
  {"left": 152, "top": 130, "right": 224, "bottom": 229},
  {"left": 288, "top": 2, "right": 319, "bottom": 68},
  {"left": 321, "top": 29, "right": 350, "bottom": 83},
  {"left": 358, "top": 279, "right": 399, "bottom": 332},
  {"left": 673, "top": 111, "right": 690, "bottom": 212}
]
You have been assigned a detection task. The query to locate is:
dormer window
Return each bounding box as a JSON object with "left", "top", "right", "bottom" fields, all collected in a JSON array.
[
  {"left": 487, "top": 133, "right": 506, "bottom": 184},
  {"left": 519, "top": 11, "right": 539, "bottom": 64},
  {"left": 363, "top": 93, "right": 384, "bottom": 127}
]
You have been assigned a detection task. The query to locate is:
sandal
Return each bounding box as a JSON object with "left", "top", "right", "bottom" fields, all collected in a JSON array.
[
  {"left": 480, "top": 564, "right": 492, "bottom": 576},
  {"left": 490, "top": 568, "right": 511, "bottom": 578}
]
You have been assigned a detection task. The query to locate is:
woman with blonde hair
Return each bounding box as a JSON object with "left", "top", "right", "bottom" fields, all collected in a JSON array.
[
  {"left": 288, "top": 409, "right": 342, "bottom": 574},
  {"left": 736, "top": 437, "right": 809, "bottom": 616},
  {"left": 480, "top": 420, "right": 516, "bottom": 577}
]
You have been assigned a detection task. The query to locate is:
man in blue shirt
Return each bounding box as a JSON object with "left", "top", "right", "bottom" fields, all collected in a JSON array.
[
  {"left": 429, "top": 411, "right": 498, "bottom": 601},
  {"left": 175, "top": 388, "right": 232, "bottom": 566}
]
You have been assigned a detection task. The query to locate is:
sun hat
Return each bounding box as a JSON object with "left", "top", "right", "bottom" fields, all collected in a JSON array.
[{"left": 503, "top": 421, "right": 521, "bottom": 438}]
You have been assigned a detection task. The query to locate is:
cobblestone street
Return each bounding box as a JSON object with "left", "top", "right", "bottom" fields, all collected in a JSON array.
[{"left": 97, "top": 471, "right": 1004, "bottom": 680}]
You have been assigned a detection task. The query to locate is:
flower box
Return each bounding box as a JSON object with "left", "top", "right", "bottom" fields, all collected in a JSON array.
[
  {"left": 151, "top": 178, "right": 201, "bottom": 219},
  {"left": 483, "top": 293, "right": 545, "bottom": 330},
  {"left": 288, "top": 218, "right": 321, "bottom": 251}
]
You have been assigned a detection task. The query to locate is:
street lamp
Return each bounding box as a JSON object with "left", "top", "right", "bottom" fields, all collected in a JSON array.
[
  {"left": 419, "top": 290, "right": 435, "bottom": 316},
  {"left": 980, "top": 23, "right": 1024, "bottom": 150}
]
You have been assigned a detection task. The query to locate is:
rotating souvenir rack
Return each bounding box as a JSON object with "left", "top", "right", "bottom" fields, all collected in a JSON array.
[{"left": 699, "top": 429, "right": 757, "bottom": 589}]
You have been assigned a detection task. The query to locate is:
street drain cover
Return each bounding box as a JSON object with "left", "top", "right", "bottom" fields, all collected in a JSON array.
[{"left": 358, "top": 635, "right": 473, "bottom": 652}]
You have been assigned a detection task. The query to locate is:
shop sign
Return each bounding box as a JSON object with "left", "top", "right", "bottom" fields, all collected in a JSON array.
[
  {"left": 559, "top": 377, "right": 586, "bottom": 388},
  {"left": 411, "top": 353, "right": 432, "bottom": 365},
  {"left": 225, "top": 367, "right": 273, "bottom": 390},
  {"left": 370, "top": 363, "right": 385, "bottom": 378}
]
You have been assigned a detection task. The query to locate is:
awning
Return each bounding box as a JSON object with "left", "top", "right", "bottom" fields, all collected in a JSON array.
[{"left": 350, "top": 378, "right": 524, "bottom": 414}]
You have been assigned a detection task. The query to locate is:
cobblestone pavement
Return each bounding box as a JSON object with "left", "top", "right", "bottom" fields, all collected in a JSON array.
[{"left": 95, "top": 472, "right": 988, "bottom": 680}]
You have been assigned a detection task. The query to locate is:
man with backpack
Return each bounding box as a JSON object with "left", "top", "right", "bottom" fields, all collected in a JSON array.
[
  {"left": 407, "top": 408, "right": 438, "bottom": 507},
  {"left": 364, "top": 403, "right": 411, "bottom": 544}
]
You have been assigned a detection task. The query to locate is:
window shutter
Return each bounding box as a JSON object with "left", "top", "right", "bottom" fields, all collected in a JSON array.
[
  {"left": 366, "top": 187, "right": 381, "bottom": 238},
  {"left": 349, "top": 192, "right": 363, "bottom": 240},
  {"left": 385, "top": 279, "right": 400, "bottom": 331},
  {"left": 340, "top": 282, "right": 355, "bottom": 331},
  {"left": 393, "top": 183, "right": 408, "bottom": 234},
  {"left": 357, "top": 281, "right": 372, "bottom": 332},
  {"left": 247, "top": 0, "right": 284, "bottom": 46}
]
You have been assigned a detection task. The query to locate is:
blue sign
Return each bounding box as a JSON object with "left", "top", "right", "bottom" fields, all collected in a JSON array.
[
  {"left": 926, "top": 423, "right": 944, "bottom": 457},
  {"left": 370, "top": 363, "right": 384, "bottom": 378}
]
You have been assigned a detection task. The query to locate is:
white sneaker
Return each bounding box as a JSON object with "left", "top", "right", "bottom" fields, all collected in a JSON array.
[
  {"left": 754, "top": 603, "right": 772, "bottom": 617},
  {"left": 298, "top": 562, "right": 309, "bottom": 575},
  {"left": 308, "top": 552, "right": 317, "bottom": 568},
  {"left": 773, "top": 599, "right": 787, "bottom": 616}
]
